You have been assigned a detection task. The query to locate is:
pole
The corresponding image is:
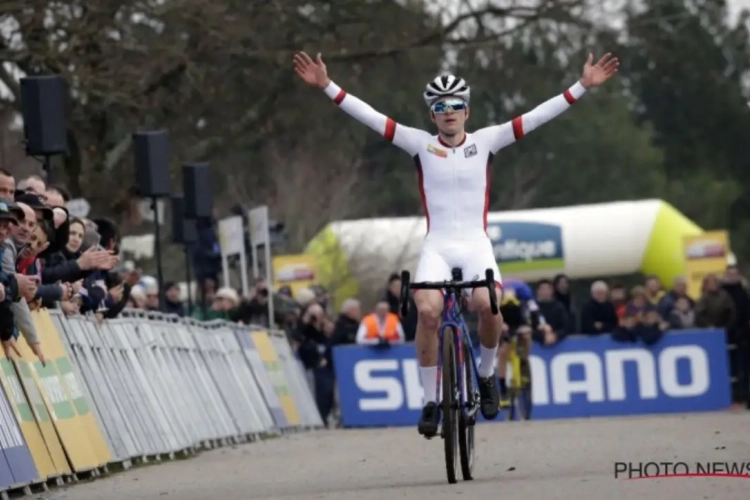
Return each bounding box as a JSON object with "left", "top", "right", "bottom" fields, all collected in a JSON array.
[
  {"left": 184, "top": 244, "right": 193, "bottom": 314},
  {"left": 151, "top": 196, "right": 165, "bottom": 311},
  {"left": 43, "top": 155, "right": 52, "bottom": 184},
  {"left": 263, "top": 243, "right": 274, "bottom": 327}
]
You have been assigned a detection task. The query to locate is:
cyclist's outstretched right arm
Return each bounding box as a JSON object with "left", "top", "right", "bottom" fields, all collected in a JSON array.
[{"left": 323, "top": 81, "right": 425, "bottom": 156}]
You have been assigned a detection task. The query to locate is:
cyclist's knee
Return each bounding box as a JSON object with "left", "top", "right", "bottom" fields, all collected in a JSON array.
[
  {"left": 415, "top": 291, "right": 443, "bottom": 330},
  {"left": 473, "top": 293, "right": 499, "bottom": 322}
]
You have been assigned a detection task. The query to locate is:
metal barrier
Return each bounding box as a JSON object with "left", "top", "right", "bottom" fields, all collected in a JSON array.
[{"left": 0, "top": 309, "right": 323, "bottom": 497}]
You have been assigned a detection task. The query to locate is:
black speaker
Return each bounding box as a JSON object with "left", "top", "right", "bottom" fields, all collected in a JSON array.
[
  {"left": 170, "top": 196, "right": 198, "bottom": 244},
  {"left": 182, "top": 163, "right": 213, "bottom": 218},
  {"left": 133, "top": 130, "right": 171, "bottom": 197},
  {"left": 20, "top": 75, "right": 68, "bottom": 155}
]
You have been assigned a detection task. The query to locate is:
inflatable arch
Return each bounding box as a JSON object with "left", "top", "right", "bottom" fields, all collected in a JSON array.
[{"left": 305, "top": 199, "right": 729, "bottom": 307}]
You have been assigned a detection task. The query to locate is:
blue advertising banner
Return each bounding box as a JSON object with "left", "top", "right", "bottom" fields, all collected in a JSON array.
[{"left": 332, "top": 330, "right": 732, "bottom": 428}]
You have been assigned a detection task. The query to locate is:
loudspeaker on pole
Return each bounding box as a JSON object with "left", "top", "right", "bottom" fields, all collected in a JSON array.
[
  {"left": 170, "top": 196, "right": 198, "bottom": 244},
  {"left": 133, "top": 130, "right": 171, "bottom": 198},
  {"left": 20, "top": 75, "right": 69, "bottom": 155},
  {"left": 182, "top": 163, "right": 213, "bottom": 219}
]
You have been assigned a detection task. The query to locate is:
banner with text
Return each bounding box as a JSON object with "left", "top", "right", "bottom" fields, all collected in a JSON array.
[
  {"left": 682, "top": 230, "right": 730, "bottom": 300},
  {"left": 333, "top": 330, "right": 731, "bottom": 427}
]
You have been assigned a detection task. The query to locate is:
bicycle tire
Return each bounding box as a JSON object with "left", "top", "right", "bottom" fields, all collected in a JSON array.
[
  {"left": 442, "top": 330, "right": 458, "bottom": 484},
  {"left": 518, "top": 359, "right": 533, "bottom": 420},
  {"left": 458, "top": 335, "right": 475, "bottom": 480},
  {"left": 508, "top": 386, "right": 518, "bottom": 421}
]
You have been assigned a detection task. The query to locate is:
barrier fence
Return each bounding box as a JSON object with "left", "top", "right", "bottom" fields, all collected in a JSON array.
[
  {"left": 0, "top": 309, "right": 322, "bottom": 495},
  {"left": 333, "top": 329, "right": 733, "bottom": 427}
]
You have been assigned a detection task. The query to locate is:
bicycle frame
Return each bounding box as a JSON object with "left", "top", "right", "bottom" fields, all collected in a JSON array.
[
  {"left": 436, "top": 290, "right": 480, "bottom": 421},
  {"left": 507, "top": 336, "right": 522, "bottom": 390}
]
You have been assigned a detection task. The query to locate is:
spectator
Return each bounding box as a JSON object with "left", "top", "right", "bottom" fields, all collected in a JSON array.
[
  {"left": 44, "top": 185, "right": 71, "bottom": 207},
  {"left": 163, "top": 281, "right": 186, "bottom": 316},
  {"left": 209, "top": 287, "right": 241, "bottom": 319},
  {"left": 720, "top": 265, "right": 749, "bottom": 405},
  {"left": 309, "top": 284, "right": 330, "bottom": 313},
  {"left": 611, "top": 286, "right": 667, "bottom": 345},
  {"left": 232, "top": 279, "right": 287, "bottom": 327},
  {"left": 314, "top": 317, "right": 337, "bottom": 427},
  {"left": 535, "top": 279, "right": 569, "bottom": 338},
  {"left": 382, "top": 273, "right": 417, "bottom": 342},
  {"left": 0, "top": 201, "right": 45, "bottom": 363},
  {"left": 657, "top": 276, "right": 694, "bottom": 319},
  {"left": 722, "top": 265, "right": 750, "bottom": 337},
  {"left": 295, "top": 291, "right": 328, "bottom": 400},
  {"left": 0, "top": 169, "right": 15, "bottom": 200},
  {"left": 552, "top": 273, "right": 576, "bottom": 332},
  {"left": 383, "top": 273, "right": 401, "bottom": 313},
  {"left": 332, "top": 298, "right": 361, "bottom": 345},
  {"left": 623, "top": 285, "right": 656, "bottom": 323},
  {"left": 127, "top": 285, "right": 147, "bottom": 309},
  {"left": 695, "top": 274, "right": 736, "bottom": 329},
  {"left": 580, "top": 280, "right": 618, "bottom": 335},
  {"left": 668, "top": 296, "right": 696, "bottom": 329},
  {"left": 0, "top": 200, "right": 22, "bottom": 355},
  {"left": 614, "top": 304, "right": 668, "bottom": 347},
  {"left": 356, "top": 301, "right": 405, "bottom": 346},
  {"left": 16, "top": 175, "right": 46, "bottom": 196},
  {"left": 644, "top": 274, "right": 665, "bottom": 306},
  {"left": 610, "top": 283, "right": 628, "bottom": 321},
  {"left": 141, "top": 277, "right": 160, "bottom": 311}
]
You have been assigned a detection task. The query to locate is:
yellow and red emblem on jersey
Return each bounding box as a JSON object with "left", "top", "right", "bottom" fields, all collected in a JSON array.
[{"left": 427, "top": 144, "right": 448, "bottom": 158}]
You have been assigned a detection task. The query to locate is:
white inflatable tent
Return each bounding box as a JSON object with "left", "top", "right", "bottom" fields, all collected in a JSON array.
[{"left": 306, "top": 199, "right": 722, "bottom": 305}]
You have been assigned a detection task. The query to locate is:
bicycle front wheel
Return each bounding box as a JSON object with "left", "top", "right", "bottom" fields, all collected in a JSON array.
[
  {"left": 442, "top": 330, "right": 458, "bottom": 484},
  {"left": 458, "top": 336, "right": 475, "bottom": 480}
]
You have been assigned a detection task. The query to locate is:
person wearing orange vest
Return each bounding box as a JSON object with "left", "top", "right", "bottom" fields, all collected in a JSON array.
[{"left": 356, "top": 301, "right": 405, "bottom": 345}]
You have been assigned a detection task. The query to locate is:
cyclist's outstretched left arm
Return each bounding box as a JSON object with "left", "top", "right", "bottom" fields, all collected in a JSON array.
[
  {"left": 323, "top": 81, "right": 426, "bottom": 155},
  {"left": 475, "top": 81, "right": 587, "bottom": 154}
]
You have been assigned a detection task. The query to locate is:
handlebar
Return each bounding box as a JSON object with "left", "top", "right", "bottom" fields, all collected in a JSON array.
[{"left": 399, "top": 268, "right": 499, "bottom": 317}]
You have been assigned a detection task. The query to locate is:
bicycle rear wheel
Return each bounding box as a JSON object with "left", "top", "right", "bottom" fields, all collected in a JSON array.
[
  {"left": 518, "top": 358, "right": 533, "bottom": 420},
  {"left": 442, "top": 331, "right": 458, "bottom": 484},
  {"left": 458, "top": 336, "right": 475, "bottom": 480}
]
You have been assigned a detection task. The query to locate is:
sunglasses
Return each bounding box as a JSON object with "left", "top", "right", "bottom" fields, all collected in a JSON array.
[{"left": 431, "top": 99, "right": 468, "bottom": 114}]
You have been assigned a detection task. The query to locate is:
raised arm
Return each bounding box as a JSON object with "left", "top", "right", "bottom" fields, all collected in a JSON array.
[
  {"left": 294, "top": 51, "right": 426, "bottom": 156},
  {"left": 476, "top": 53, "right": 619, "bottom": 154}
]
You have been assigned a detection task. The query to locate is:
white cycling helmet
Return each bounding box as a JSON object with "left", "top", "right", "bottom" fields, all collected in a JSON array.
[{"left": 423, "top": 74, "right": 471, "bottom": 107}]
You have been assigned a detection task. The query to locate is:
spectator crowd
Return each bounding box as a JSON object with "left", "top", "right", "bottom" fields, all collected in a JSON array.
[{"left": 0, "top": 170, "right": 143, "bottom": 364}]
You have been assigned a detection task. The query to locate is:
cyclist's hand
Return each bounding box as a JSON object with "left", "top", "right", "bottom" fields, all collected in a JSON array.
[
  {"left": 580, "top": 53, "right": 619, "bottom": 88},
  {"left": 294, "top": 52, "right": 331, "bottom": 89}
]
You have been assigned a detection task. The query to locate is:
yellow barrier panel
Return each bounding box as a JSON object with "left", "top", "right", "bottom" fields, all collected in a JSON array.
[
  {"left": 0, "top": 355, "right": 58, "bottom": 480},
  {"left": 11, "top": 346, "right": 71, "bottom": 477},
  {"left": 250, "top": 331, "right": 301, "bottom": 426},
  {"left": 30, "top": 311, "right": 110, "bottom": 471}
]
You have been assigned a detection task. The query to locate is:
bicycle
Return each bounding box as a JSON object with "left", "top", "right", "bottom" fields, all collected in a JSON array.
[
  {"left": 502, "top": 328, "right": 533, "bottom": 421},
  {"left": 399, "top": 267, "right": 499, "bottom": 484}
]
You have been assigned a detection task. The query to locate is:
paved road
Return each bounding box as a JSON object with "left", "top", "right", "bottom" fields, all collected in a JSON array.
[{"left": 45, "top": 412, "right": 750, "bottom": 500}]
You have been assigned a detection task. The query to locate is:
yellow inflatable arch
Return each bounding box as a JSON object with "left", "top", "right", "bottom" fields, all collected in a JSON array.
[{"left": 305, "top": 199, "right": 729, "bottom": 308}]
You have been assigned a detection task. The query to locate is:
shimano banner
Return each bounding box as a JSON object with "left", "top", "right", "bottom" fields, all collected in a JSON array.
[{"left": 332, "top": 330, "right": 731, "bottom": 428}]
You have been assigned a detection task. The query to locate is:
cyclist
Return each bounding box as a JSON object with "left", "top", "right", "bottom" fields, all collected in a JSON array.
[
  {"left": 496, "top": 279, "right": 550, "bottom": 408},
  {"left": 293, "top": 50, "right": 618, "bottom": 437}
]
